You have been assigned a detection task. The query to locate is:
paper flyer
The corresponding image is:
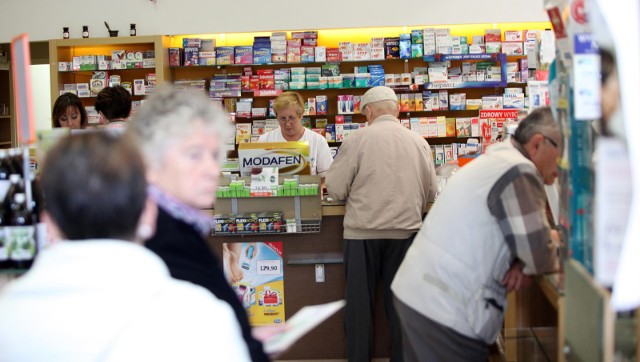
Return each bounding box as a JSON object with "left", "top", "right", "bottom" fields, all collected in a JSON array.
[
  {"left": 572, "top": 33, "right": 601, "bottom": 120},
  {"left": 223, "top": 241, "right": 285, "bottom": 326},
  {"left": 263, "top": 300, "right": 345, "bottom": 355}
]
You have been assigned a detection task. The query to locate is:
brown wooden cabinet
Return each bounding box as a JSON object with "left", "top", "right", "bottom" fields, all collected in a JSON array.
[
  {"left": 0, "top": 59, "right": 16, "bottom": 148},
  {"left": 48, "top": 35, "right": 170, "bottom": 126}
]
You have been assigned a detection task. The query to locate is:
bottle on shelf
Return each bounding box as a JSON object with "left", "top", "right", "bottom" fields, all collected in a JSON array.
[
  {"left": 0, "top": 204, "right": 8, "bottom": 269},
  {"left": 7, "top": 149, "right": 23, "bottom": 176},
  {"left": 29, "top": 173, "right": 48, "bottom": 252},
  {"left": 7, "top": 193, "right": 36, "bottom": 269},
  {"left": 0, "top": 199, "right": 7, "bottom": 270},
  {"left": 4, "top": 174, "right": 22, "bottom": 211},
  {"left": 0, "top": 151, "right": 10, "bottom": 268},
  {"left": 29, "top": 174, "right": 43, "bottom": 218},
  {"left": 130, "top": 24, "right": 136, "bottom": 37},
  {"left": 0, "top": 150, "right": 16, "bottom": 177},
  {"left": 82, "top": 26, "right": 89, "bottom": 39},
  {"left": 0, "top": 151, "right": 12, "bottom": 189},
  {"left": 63, "top": 27, "right": 70, "bottom": 39}
]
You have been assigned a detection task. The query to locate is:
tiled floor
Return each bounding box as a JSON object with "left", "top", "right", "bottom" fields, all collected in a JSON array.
[{"left": 276, "top": 327, "right": 557, "bottom": 362}]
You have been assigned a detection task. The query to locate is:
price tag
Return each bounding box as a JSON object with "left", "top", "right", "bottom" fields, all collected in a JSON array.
[{"left": 257, "top": 260, "right": 282, "bottom": 275}]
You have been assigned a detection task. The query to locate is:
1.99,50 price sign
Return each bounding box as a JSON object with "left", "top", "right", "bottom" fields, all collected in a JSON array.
[{"left": 257, "top": 260, "right": 282, "bottom": 275}]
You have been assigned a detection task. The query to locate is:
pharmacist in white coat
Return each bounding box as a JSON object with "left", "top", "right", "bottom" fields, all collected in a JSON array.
[
  {"left": 0, "top": 132, "right": 250, "bottom": 362},
  {"left": 258, "top": 91, "right": 333, "bottom": 182}
]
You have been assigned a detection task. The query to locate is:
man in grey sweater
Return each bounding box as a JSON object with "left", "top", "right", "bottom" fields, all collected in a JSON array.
[{"left": 326, "top": 86, "right": 437, "bottom": 362}]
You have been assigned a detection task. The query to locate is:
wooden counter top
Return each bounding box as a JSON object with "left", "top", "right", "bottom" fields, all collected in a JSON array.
[{"left": 207, "top": 199, "right": 432, "bottom": 218}]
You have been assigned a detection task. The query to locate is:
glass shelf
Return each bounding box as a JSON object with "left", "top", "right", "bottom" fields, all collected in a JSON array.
[
  {"left": 170, "top": 57, "right": 415, "bottom": 69},
  {"left": 327, "top": 135, "right": 478, "bottom": 145},
  {"left": 217, "top": 194, "right": 320, "bottom": 199},
  {"left": 212, "top": 82, "right": 509, "bottom": 98},
  {"left": 212, "top": 218, "right": 322, "bottom": 236},
  {"left": 423, "top": 81, "right": 506, "bottom": 89},
  {"left": 423, "top": 53, "right": 503, "bottom": 62},
  {"left": 58, "top": 68, "right": 156, "bottom": 73},
  {"left": 400, "top": 110, "right": 481, "bottom": 115},
  {"left": 232, "top": 109, "right": 480, "bottom": 122}
]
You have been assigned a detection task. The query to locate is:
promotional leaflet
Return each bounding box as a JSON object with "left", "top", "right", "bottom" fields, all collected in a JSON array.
[
  {"left": 263, "top": 300, "right": 345, "bottom": 354},
  {"left": 479, "top": 109, "right": 520, "bottom": 143},
  {"left": 572, "top": 33, "right": 601, "bottom": 120},
  {"left": 223, "top": 241, "right": 286, "bottom": 326}
]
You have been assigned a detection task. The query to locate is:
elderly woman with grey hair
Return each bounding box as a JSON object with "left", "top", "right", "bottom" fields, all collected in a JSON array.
[{"left": 126, "top": 86, "right": 269, "bottom": 362}]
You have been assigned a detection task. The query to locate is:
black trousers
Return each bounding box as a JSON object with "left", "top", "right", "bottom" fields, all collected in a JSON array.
[{"left": 343, "top": 236, "right": 415, "bottom": 362}]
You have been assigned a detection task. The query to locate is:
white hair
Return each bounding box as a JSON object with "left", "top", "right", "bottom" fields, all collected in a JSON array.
[
  {"left": 126, "top": 85, "right": 232, "bottom": 169},
  {"left": 367, "top": 99, "right": 398, "bottom": 113}
]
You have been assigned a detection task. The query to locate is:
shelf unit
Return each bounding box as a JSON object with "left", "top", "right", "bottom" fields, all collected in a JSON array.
[
  {"left": 213, "top": 175, "right": 323, "bottom": 235},
  {"left": 170, "top": 55, "right": 525, "bottom": 158},
  {"left": 46, "top": 36, "right": 527, "bottom": 158},
  {"left": 48, "top": 35, "right": 171, "bottom": 125}
]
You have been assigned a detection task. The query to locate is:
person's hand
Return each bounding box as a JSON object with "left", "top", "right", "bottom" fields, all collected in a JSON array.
[
  {"left": 548, "top": 229, "right": 562, "bottom": 272},
  {"left": 252, "top": 324, "right": 288, "bottom": 342},
  {"left": 252, "top": 324, "right": 289, "bottom": 359},
  {"left": 501, "top": 261, "right": 532, "bottom": 292}
]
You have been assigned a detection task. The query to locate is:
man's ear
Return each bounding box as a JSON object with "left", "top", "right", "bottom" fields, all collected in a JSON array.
[
  {"left": 41, "top": 211, "right": 64, "bottom": 244},
  {"left": 363, "top": 106, "right": 372, "bottom": 124},
  {"left": 393, "top": 102, "right": 401, "bottom": 118},
  {"left": 135, "top": 197, "right": 158, "bottom": 244},
  {"left": 524, "top": 133, "right": 545, "bottom": 160}
]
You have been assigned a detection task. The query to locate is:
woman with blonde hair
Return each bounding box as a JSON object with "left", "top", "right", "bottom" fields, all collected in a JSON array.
[{"left": 258, "top": 91, "right": 333, "bottom": 181}]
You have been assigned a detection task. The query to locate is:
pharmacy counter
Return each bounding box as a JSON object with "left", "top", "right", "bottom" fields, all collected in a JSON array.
[
  {"left": 207, "top": 194, "right": 437, "bottom": 359},
  {"left": 207, "top": 200, "right": 396, "bottom": 360},
  {"left": 504, "top": 271, "right": 563, "bottom": 361}
]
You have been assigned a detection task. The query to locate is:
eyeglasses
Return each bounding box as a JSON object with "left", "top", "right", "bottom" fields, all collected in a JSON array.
[
  {"left": 542, "top": 135, "right": 559, "bottom": 149},
  {"left": 277, "top": 115, "right": 299, "bottom": 125}
]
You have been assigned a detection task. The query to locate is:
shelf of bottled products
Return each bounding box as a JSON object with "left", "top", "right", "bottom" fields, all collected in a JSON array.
[{"left": 0, "top": 147, "right": 43, "bottom": 272}]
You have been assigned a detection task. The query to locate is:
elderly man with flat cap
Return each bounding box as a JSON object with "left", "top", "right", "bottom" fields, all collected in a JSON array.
[{"left": 326, "top": 86, "right": 437, "bottom": 362}]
